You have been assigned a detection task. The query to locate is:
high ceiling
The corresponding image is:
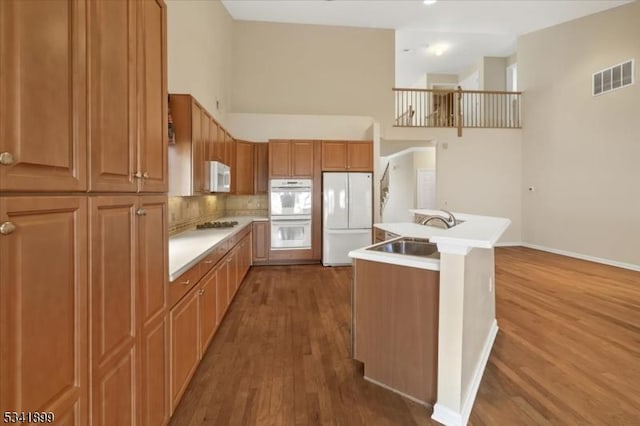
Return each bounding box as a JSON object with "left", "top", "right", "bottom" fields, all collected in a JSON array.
[{"left": 221, "top": 0, "right": 632, "bottom": 86}]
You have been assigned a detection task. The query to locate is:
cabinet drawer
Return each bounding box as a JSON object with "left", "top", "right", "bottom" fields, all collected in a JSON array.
[
  {"left": 169, "top": 263, "right": 202, "bottom": 307},
  {"left": 201, "top": 244, "right": 226, "bottom": 273}
]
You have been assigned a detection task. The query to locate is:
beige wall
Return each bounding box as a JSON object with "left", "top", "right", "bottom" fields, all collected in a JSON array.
[
  {"left": 434, "top": 129, "right": 523, "bottom": 244},
  {"left": 427, "top": 73, "right": 459, "bottom": 88},
  {"left": 482, "top": 57, "right": 507, "bottom": 91},
  {"left": 167, "top": 0, "right": 233, "bottom": 122},
  {"left": 519, "top": 1, "right": 640, "bottom": 266},
  {"left": 227, "top": 113, "right": 374, "bottom": 142},
  {"left": 231, "top": 21, "right": 395, "bottom": 133}
]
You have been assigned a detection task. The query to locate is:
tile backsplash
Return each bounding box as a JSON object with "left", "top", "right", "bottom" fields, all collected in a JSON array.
[
  {"left": 225, "top": 194, "right": 268, "bottom": 217},
  {"left": 169, "top": 195, "right": 226, "bottom": 236},
  {"left": 168, "top": 194, "right": 268, "bottom": 236}
]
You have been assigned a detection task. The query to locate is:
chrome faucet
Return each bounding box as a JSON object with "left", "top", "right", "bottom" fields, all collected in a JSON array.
[
  {"left": 439, "top": 209, "right": 457, "bottom": 227},
  {"left": 419, "top": 215, "right": 452, "bottom": 228}
]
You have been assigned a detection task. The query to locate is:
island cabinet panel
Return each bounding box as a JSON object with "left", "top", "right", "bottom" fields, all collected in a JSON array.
[
  {"left": 0, "top": 196, "right": 88, "bottom": 424},
  {"left": 0, "top": 0, "right": 87, "bottom": 192},
  {"left": 353, "top": 259, "right": 439, "bottom": 405},
  {"left": 89, "top": 196, "right": 138, "bottom": 426},
  {"left": 252, "top": 221, "right": 269, "bottom": 264}
]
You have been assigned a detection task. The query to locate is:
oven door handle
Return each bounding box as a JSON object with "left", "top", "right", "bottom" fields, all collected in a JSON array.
[{"left": 271, "top": 218, "right": 312, "bottom": 223}]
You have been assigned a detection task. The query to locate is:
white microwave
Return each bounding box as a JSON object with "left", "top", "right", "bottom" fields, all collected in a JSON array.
[{"left": 208, "top": 161, "right": 231, "bottom": 192}]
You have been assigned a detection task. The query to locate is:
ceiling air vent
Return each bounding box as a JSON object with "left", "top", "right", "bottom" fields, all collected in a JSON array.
[{"left": 593, "top": 59, "right": 634, "bottom": 96}]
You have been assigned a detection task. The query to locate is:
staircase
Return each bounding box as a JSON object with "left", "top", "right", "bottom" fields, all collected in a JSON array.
[{"left": 380, "top": 162, "right": 390, "bottom": 216}]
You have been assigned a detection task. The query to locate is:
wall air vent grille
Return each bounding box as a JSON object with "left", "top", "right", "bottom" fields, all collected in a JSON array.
[{"left": 593, "top": 59, "right": 634, "bottom": 96}]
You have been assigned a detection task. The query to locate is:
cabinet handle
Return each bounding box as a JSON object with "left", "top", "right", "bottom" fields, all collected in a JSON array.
[
  {"left": 204, "top": 260, "right": 213, "bottom": 264},
  {"left": 134, "top": 171, "right": 142, "bottom": 179},
  {"left": 136, "top": 208, "right": 146, "bottom": 216},
  {"left": 143, "top": 172, "right": 149, "bottom": 179},
  {"left": 200, "top": 289, "right": 206, "bottom": 296},
  {"left": 180, "top": 279, "right": 190, "bottom": 286},
  {"left": 0, "top": 152, "right": 14, "bottom": 165},
  {"left": 0, "top": 222, "right": 16, "bottom": 235}
]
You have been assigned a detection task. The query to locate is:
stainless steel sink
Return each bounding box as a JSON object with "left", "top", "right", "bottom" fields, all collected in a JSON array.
[{"left": 367, "top": 237, "right": 439, "bottom": 258}]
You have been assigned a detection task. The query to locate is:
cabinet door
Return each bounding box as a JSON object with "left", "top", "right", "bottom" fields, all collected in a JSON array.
[
  {"left": 191, "top": 101, "right": 204, "bottom": 194},
  {"left": 211, "top": 120, "right": 221, "bottom": 162},
  {"left": 223, "top": 131, "right": 233, "bottom": 167},
  {"left": 235, "top": 141, "right": 254, "bottom": 195},
  {"left": 201, "top": 109, "right": 210, "bottom": 192},
  {"left": 347, "top": 142, "right": 373, "bottom": 171},
  {"left": 199, "top": 269, "right": 217, "bottom": 354},
  {"left": 216, "top": 260, "right": 229, "bottom": 323},
  {"left": 321, "top": 141, "right": 348, "bottom": 171},
  {"left": 230, "top": 247, "right": 240, "bottom": 298},
  {"left": 254, "top": 143, "right": 268, "bottom": 194},
  {"left": 89, "top": 196, "right": 138, "bottom": 426},
  {"left": 138, "top": 0, "right": 168, "bottom": 193},
  {"left": 137, "top": 195, "right": 168, "bottom": 426},
  {"left": 0, "top": 0, "right": 87, "bottom": 192},
  {"left": 252, "top": 221, "right": 269, "bottom": 263},
  {"left": 88, "top": 0, "right": 137, "bottom": 192},
  {"left": 291, "top": 141, "right": 314, "bottom": 178},
  {"left": 0, "top": 196, "right": 88, "bottom": 423},
  {"left": 169, "top": 287, "right": 199, "bottom": 411},
  {"left": 269, "top": 141, "right": 291, "bottom": 178}
]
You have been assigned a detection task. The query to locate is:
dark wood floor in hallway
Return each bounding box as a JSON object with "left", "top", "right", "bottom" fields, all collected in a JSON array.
[{"left": 169, "top": 248, "right": 640, "bottom": 426}]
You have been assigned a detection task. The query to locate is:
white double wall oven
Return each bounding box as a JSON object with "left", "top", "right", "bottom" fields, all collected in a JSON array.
[{"left": 269, "top": 179, "right": 313, "bottom": 249}]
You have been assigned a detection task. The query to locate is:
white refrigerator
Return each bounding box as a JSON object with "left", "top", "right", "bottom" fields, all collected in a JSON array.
[{"left": 322, "top": 172, "right": 372, "bottom": 266}]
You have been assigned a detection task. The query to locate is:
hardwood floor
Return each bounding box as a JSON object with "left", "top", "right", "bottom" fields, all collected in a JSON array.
[{"left": 170, "top": 248, "right": 640, "bottom": 425}]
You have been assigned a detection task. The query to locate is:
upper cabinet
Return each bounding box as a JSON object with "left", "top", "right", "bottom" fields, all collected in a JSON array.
[
  {"left": 253, "top": 143, "right": 268, "bottom": 194},
  {"left": 232, "top": 141, "right": 254, "bottom": 195},
  {"left": 0, "top": 0, "right": 167, "bottom": 193},
  {"left": 0, "top": 0, "right": 88, "bottom": 192},
  {"left": 321, "top": 141, "right": 373, "bottom": 172},
  {"left": 269, "top": 140, "right": 314, "bottom": 178}
]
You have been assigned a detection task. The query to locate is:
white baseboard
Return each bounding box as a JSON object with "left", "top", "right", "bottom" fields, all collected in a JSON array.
[
  {"left": 431, "top": 320, "right": 499, "bottom": 426},
  {"left": 521, "top": 243, "right": 640, "bottom": 272},
  {"left": 494, "top": 242, "right": 523, "bottom": 247}
]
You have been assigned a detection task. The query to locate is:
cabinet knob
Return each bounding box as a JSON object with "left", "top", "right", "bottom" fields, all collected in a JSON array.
[
  {"left": 199, "top": 288, "right": 206, "bottom": 296},
  {"left": 134, "top": 171, "right": 142, "bottom": 179},
  {"left": 142, "top": 172, "right": 149, "bottom": 179},
  {"left": 136, "top": 208, "right": 146, "bottom": 216},
  {"left": 0, "top": 152, "right": 14, "bottom": 165},
  {"left": 0, "top": 222, "right": 16, "bottom": 235}
]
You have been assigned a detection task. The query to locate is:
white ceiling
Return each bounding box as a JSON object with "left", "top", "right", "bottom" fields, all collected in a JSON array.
[{"left": 221, "top": 0, "right": 632, "bottom": 86}]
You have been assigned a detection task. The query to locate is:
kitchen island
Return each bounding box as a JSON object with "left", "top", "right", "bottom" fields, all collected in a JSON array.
[{"left": 349, "top": 210, "right": 510, "bottom": 426}]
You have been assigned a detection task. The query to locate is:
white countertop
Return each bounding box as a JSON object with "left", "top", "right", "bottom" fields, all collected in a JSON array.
[
  {"left": 169, "top": 216, "right": 267, "bottom": 281},
  {"left": 348, "top": 211, "right": 510, "bottom": 270},
  {"left": 382, "top": 210, "right": 510, "bottom": 249}
]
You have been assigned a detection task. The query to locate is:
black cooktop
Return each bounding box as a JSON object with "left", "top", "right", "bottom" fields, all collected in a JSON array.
[{"left": 196, "top": 220, "right": 239, "bottom": 229}]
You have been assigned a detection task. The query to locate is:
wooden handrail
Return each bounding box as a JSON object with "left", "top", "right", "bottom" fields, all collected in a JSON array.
[
  {"left": 393, "top": 87, "right": 522, "bottom": 132},
  {"left": 393, "top": 87, "right": 522, "bottom": 95}
]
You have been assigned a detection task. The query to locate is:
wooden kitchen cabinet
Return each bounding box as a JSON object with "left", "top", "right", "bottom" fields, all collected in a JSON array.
[
  {"left": 89, "top": 0, "right": 167, "bottom": 193},
  {"left": 89, "top": 195, "right": 169, "bottom": 426},
  {"left": 168, "top": 95, "right": 209, "bottom": 196},
  {"left": 269, "top": 140, "right": 314, "bottom": 178},
  {"left": 233, "top": 141, "right": 255, "bottom": 194},
  {"left": 252, "top": 221, "right": 269, "bottom": 264},
  {"left": 321, "top": 141, "right": 373, "bottom": 171},
  {"left": 169, "top": 284, "right": 200, "bottom": 412},
  {"left": 254, "top": 143, "right": 269, "bottom": 194},
  {"left": 0, "top": 0, "right": 87, "bottom": 192},
  {"left": 0, "top": 196, "right": 88, "bottom": 424},
  {"left": 199, "top": 268, "right": 218, "bottom": 354},
  {"left": 89, "top": 196, "right": 138, "bottom": 426},
  {"left": 137, "top": 195, "right": 169, "bottom": 426},
  {"left": 216, "top": 259, "right": 230, "bottom": 324}
]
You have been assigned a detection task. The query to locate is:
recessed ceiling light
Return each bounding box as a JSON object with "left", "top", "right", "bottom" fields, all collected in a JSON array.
[
  {"left": 423, "top": 0, "right": 438, "bottom": 5},
  {"left": 428, "top": 43, "right": 449, "bottom": 56},
  {"left": 402, "top": 48, "right": 414, "bottom": 53}
]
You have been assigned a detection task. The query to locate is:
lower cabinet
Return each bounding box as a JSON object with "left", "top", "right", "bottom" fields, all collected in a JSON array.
[
  {"left": 252, "top": 221, "right": 269, "bottom": 264},
  {"left": 0, "top": 196, "right": 89, "bottom": 424},
  {"left": 199, "top": 267, "right": 218, "bottom": 354},
  {"left": 169, "top": 285, "right": 200, "bottom": 411},
  {"left": 216, "top": 259, "right": 230, "bottom": 324}
]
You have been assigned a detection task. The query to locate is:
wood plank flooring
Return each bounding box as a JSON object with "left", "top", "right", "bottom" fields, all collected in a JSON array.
[{"left": 169, "top": 247, "right": 640, "bottom": 425}]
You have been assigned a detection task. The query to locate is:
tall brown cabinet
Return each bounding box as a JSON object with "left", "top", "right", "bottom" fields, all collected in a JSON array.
[{"left": 0, "top": 1, "right": 169, "bottom": 425}]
